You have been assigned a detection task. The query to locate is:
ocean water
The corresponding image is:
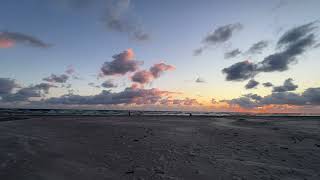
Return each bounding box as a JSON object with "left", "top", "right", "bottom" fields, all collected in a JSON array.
[{"left": 0, "top": 108, "right": 316, "bottom": 117}]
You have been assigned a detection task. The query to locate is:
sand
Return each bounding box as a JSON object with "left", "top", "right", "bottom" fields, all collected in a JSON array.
[{"left": 0, "top": 115, "right": 319, "bottom": 180}]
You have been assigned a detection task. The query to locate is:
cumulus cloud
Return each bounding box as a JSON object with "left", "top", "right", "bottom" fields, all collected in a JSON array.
[
  {"left": 272, "top": 78, "right": 298, "bottom": 92},
  {"left": 263, "top": 82, "right": 273, "bottom": 87},
  {"left": 246, "top": 40, "right": 268, "bottom": 54},
  {"left": 222, "top": 22, "right": 318, "bottom": 81},
  {"left": 195, "top": 77, "right": 206, "bottom": 83},
  {"left": 150, "top": 63, "right": 175, "bottom": 78},
  {"left": 224, "top": 86, "right": 320, "bottom": 109},
  {"left": 1, "top": 83, "right": 56, "bottom": 102},
  {"left": 224, "top": 96, "right": 259, "bottom": 109},
  {"left": 131, "top": 63, "right": 175, "bottom": 84},
  {"left": 101, "top": 80, "right": 117, "bottom": 88},
  {"left": 245, "top": 79, "right": 259, "bottom": 89},
  {"left": 45, "top": 87, "right": 176, "bottom": 105},
  {"left": 103, "top": 0, "right": 149, "bottom": 41},
  {"left": 131, "top": 70, "right": 154, "bottom": 84},
  {"left": 195, "top": 23, "right": 243, "bottom": 55},
  {"left": 43, "top": 74, "right": 69, "bottom": 83},
  {"left": 0, "top": 78, "right": 19, "bottom": 95},
  {"left": 0, "top": 31, "right": 50, "bottom": 48},
  {"left": 224, "top": 49, "right": 241, "bottom": 59},
  {"left": 101, "top": 49, "right": 141, "bottom": 76},
  {"left": 222, "top": 61, "right": 257, "bottom": 81}
]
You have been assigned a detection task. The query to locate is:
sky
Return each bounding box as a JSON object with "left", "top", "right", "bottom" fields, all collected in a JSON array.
[{"left": 0, "top": 0, "right": 320, "bottom": 113}]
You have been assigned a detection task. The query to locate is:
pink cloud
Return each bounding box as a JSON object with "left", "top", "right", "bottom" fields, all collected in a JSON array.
[
  {"left": 131, "top": 62, "right": 175, "bottom": 84},
  {"left": 0, "top": 38, "right": 14, "bottom": 48}
]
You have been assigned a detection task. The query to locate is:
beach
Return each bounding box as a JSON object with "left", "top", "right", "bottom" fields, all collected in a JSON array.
[{"left": 0, "top": 115, "right": 319, "bottom": 180}]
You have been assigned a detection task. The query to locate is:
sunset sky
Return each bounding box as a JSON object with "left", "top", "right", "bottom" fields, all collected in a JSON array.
[{"left": 0, "top": 0, "right": 320, "bottom": 113}]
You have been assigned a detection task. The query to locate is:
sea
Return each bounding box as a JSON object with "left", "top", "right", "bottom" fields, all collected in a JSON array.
[{"left": 0, "top": 108, "right": 318, "bottom": 117}]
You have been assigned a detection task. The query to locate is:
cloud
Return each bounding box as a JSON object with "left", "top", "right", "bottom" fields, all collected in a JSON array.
[
  {"left": 0, "top": 78, "right": 19, "bottom": 95},
  {"left": 131, "top": 70, "right": 154, "bottom": 84},
  {"left": 101, "top": 49, "right": 141, "bottom": 76},
  {"left": 131, "top": 63, "right": 175, "bottom": 84},
  {"left": 65, "top": 65, "right": 75, "bottom": 75},
  {"left": 224, "top": 49, "right": 241, "bottom": 59},
  {"left": 245, "top": 79, "right": 259, "bottom": 89},
  {"left": 195, "top": 77, "right": 206, "bottom": 83},
  {"left": 150, "top": 63, "right": 175, "bottom": 78},
  {"left": 43, "top": 74, "right": 69, "bottom": 83},
  {"left": 103, "top": 0, "right": 149, "bottom": 41},
  {"left": 258, "top": 22, "right": 317, "bottom": 72},
  {"left": 224, "top": 96, "right": 259, "bottom": 109},
  {"left": 101, "top": 80, "right": 117, "bottom": 88},
  {"left": 263, "top": 82, "right": 273, "bottom": 87},
  {"left": 203, "top": 23, "right": 243, "bottom": 45},
  {"left": 88, "top": 82, "right": 100, "bottom": 88},
  {"left": 222, "top": 22, "right": 318, "bottom": 81},
  {"left": 244, "top": 93, "right": 262, "bottom": 101},
  {"left": 160, "top": 98, "right": 201, "bottom": 106},
  {"left": 195, "top": 23, "right": 243, "bottom": 55},
  {"left": 1, "top": 83, "right": 56, "bottom": 102},
  {"left": 0, "top": 31, "right": 50, "bottom": 48},
  {"left": 224, "top": 86, "right": 320, "bottom": 109},
  {"left": 222, "top": 61, "right": 257, "bottom": 81},
  {"left": 246, "top": 40, "right": 268, "bottom": 54},
  {"left": 272, "top": 78, "right": 298, "bottom": 92},
  {"left": 211, "top": 98, "right": 217, "bottom": 104},
  {"left": 45, "top": 87, "right": 176, "bottom": 105}
]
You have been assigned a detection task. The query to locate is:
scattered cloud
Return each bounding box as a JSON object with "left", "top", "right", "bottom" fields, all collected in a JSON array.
[
  {"left": 246, "top": 40, "right": 268, "bottom": 54},
  {"left": 1, "top": 83, "right": 56, "bottom": 102},
  {"left": 0, "top": 31, "right": 50, "bottom": 48},
  {"left": 222, "top": 61, "right": 257, "bottom": 81},
  {"left": 244, "top": 93, "right": 262, "bottom": 101},
  {"left": 160, "top": 98, "right": 201, "bottom": 106},
  {"left": 222, "top": 22, "right": 318, "bottom": 81},
  {"left": 263, "top": 82, "right": 273, "bottom": 87},
  {"left": 150, "top": 63, "right": 175, "bottom": 78},
  {"left": 0, "top": 78, "right": 19, "bottom": 95},
  {"left": 65, "top": 65, "right": 75, "bottom": 75},
  {"left": 45, "top": 87, "right": 176, "bottom": 105},
  {"left": 272, "top": 78, "right": 298, "bottom": 92},
  {"left": 103, "top": 0, "right": 149, "bottom": 41},
  {"left": 131, "top": 63, "right": 175, "bottom": 84},
  {"left": 88, "top": 82, "right": 100, "bottom": 88},
  {"left": 224, "top": 49, "right": 241, "bottom": 59},
  {"left": 101, "top": 49, "right": 142, "bottom": 76},
  {"left": 131, "top": 70, "right": 154, "bottom": 84},
  {"left": 259, "top": 22, "right": 317, "bottom": 72},
  {"left": 245, "top": 79, "right": 259, "bottom": 89},
  {"left": 101, "top": 80, "right": 117, "bottom": 88},
  {"left": 43, "top": 74, "right": 69, "bottom": 83},
  {"left": 224, "top": 86, "right": 320, "bottom": 109},
  {"left": 195, "top": 77, "right": 206, "bottom": 83},
  {"left": 195, "top": 23, "right": 243, "bottom": 55}
]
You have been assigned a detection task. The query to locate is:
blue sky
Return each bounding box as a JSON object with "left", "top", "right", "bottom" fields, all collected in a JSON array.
[{"left": 0, "top": 0, "right": 320, "bottom": 113}]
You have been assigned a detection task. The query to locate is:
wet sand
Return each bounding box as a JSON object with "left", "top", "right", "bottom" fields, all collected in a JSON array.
[{"left": 0, "top": 115, "right": 320, "bottom": 180}]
